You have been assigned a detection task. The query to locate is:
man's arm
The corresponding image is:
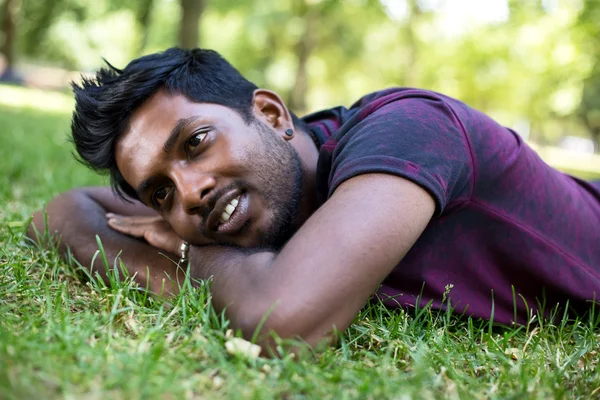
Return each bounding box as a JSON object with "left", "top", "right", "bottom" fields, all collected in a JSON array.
[
  {"left": 184, "top": 173, "right": 435, "bottom": 347},
  {"left": 27, "top": 187, "right": 183, "bottom": 294},
  {"left": 35, "top": 174, "right": 433, "bottom": 348}
]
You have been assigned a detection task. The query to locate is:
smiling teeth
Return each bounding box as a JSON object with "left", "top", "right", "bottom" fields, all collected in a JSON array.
[{"left": 219, "top": 196, "right": 240, "bottom": 224}]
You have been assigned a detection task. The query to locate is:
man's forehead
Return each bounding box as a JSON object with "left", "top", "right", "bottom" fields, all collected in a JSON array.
[
  {"left": 124, "top": 90, "right": 244, "bottom": 136},
  {"left": 114, "top": 90, "right": 247, "bottom": 187},
  {"left": 126, "top": 90, "right": 192, "bottom": 133}
]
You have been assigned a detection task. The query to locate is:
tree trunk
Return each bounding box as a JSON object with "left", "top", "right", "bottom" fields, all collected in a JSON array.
[
  {"left": 179, "top": 0, "right": 205, "bottom": 49},
  {"left": 402, "top": 0, "right": 421, "bottom": 87},
  {"left": 289, "top": 0, "right": 316, "bottom": 113},
  {"left": 23, "top": 0, "right": 61, "bottom": 54},
  {"left": 136, "top": 0, "right": 155, "bottom": 55},
  {"left": 1, "top": 0, "right": 17, "bottom": 80}
]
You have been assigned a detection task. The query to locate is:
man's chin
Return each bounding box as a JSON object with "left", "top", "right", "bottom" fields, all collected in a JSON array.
[
  {"left": 221, "top": 228, "right": 292, "bottom": 251},
  {"left": 257, "top": 222, "right": 299, "bottom": 251}
]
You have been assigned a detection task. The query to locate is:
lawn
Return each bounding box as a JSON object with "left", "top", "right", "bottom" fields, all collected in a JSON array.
[{"left": 1, "top": 84, "right": 599, "bottom": 399}]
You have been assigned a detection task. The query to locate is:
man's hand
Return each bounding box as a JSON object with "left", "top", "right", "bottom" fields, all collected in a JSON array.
[
  {"left": 106, "top": 213, "right": 184, "bottom": 256},
  {"left": 28, "top": 187, "right": 186, "bottom": 294}
]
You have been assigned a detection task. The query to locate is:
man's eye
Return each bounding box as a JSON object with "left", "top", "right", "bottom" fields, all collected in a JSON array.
[
  {"left": 152, "top": 187, "right": 169, "bottom": 205},
  {"left": 187, "top": 131, "right": 208, "bottom": 151}
]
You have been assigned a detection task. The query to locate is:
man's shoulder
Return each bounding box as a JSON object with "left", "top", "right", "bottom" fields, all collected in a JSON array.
[
  {"left": 302, "top": 87, "right": 459, "bottom": 141},
  {"left": 347, "top": 87, "right": 449, "bottom": 111},
  {"left": 311, "top": 88, "right": 478, "bottom": 210}
]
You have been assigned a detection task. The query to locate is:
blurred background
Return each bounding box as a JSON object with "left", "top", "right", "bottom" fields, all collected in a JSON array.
[{"left": 1, "top": 0, "right": 600, "bottom": 178}]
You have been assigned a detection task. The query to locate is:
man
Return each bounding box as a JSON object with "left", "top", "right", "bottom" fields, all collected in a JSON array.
[{"left": 28, "top": 48, "right": 600, "bottom": 349}]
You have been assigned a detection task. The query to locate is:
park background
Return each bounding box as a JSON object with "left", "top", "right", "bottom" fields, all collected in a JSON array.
[
  {"left": 2, "top": 0, "right": 600, "bottom": 398},
  {"left": 3, "top": 0, "right": 600, "bottom": 161},
  {"left": 3, "top": 0, "right": 600, "bottom": 178}
]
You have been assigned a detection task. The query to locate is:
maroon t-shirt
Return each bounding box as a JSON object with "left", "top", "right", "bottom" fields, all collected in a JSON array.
[{"left": 303, "top": 88, "right": 600, "bottom": 325}]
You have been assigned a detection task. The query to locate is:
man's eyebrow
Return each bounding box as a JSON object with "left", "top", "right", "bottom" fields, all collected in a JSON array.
[{"left": 163, "top": 116, "right": 199, "bottom": 154}]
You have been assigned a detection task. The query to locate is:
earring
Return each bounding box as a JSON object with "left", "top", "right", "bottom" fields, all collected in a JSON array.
[{"left": 284, "top": 128, "right": 294, "bottom": 138}]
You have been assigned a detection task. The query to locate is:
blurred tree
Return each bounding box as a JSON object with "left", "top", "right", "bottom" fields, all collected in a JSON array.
[
  {"left": 179, "top": 0, "right": 206, "bottom": 48},
  {"left": 21, "top": 0, "right": 64, "bottom": 55},
  {"left": 104, "top": 0, "right": 158, "bottom": 55},
  {"left": 402, "top": 0, "right": 422, "bottom": 87},
  {"left": 3, "top": 0, "right": 598, "bottom": 151},
  {"left": 287, "top": 0, "right": 346, "bottom": 111},
  {"left": 288, "top": 0, "right": 314, "bottom": 111},
  {"left": 0, "top": 0, "right": 18, "bottom": 80},
  {"left": 580, "top": 67, "right": 600, "bottom": 149},
  {"left": 205, "top": 0, "right": 385, "bottom": 112},
  {"left": 577, "top": 0, "right": 600, "bottom": 148},
  {"left": 136, "top": 0, "right": 155, "bottom": 54}
]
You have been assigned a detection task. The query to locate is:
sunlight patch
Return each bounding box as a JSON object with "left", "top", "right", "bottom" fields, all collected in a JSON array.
[{"left": 0, "top": 84, "right": 73, "bottom": 114}]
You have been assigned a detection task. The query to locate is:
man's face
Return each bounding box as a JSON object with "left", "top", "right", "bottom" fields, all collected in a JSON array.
[{"left": 115, "top": 90, "right": 303, "bottom": 249}]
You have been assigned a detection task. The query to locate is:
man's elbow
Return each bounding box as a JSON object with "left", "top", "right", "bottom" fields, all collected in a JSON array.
[
  {"left": 25, "top": 189, "right": 87, "bottom": 245},
  {"left": 26, "top": 210, "right": 44, "bottom": 242},
  {"left": 26, "top": 208, "right": 65, "bottom": 250}
]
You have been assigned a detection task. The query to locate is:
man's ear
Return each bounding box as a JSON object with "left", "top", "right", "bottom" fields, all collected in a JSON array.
[{"left": 252, "top": 89, "right": 294, "bottom": 133}]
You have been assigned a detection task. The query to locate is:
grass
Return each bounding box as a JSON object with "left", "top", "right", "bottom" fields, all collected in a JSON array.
[{"left": 1, "top": 83, "right": 600, "bottom": 399}]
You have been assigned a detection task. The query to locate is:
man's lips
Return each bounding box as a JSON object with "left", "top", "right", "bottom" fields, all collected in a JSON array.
[
  {"left": 216, "top": 192, "right": 249, "bottom": 234},
  {"left": 206, "top": 189, "right": 249, "bottom": 235}
]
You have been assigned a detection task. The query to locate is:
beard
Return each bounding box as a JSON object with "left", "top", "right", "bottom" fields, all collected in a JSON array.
[
  {"left": 248, "top": 120, "right": 304, "bottom": 250},
  {"left": 192, "top": 119, "right": 304, "bottom": 250}
]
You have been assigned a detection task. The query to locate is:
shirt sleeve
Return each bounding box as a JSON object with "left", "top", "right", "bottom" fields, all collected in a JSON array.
[{"left": 328, "top": 96, "right": 474, "bottom": 214}]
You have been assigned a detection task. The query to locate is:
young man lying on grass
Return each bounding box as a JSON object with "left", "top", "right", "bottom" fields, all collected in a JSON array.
[{"left": 28, "top": 47, "right": 600, "bottom": 350}]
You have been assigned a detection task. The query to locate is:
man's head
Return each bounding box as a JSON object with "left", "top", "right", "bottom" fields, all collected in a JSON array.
[{"left": 71, "top": 48, "right": 317, "bottom": 249}]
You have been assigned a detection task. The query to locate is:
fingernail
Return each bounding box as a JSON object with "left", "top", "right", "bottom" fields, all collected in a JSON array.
[{"left": 106, "top": 213, "right": 115, "bottom": 218}]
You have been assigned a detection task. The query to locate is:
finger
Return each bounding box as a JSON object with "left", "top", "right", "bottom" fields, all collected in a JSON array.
[
  {"left": 145, "top": 230, "right": 182, "bottom": 255},
  {"left": 107, "top": 217, "right": 147, "bottom": 238},
  {"left": 106, "top": 214, "right": 163, "bottom": 225}
]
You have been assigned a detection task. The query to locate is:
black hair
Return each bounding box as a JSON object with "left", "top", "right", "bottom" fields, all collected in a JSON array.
[{"left": 71, "top": 47, "right": 261, "bottom": 200}]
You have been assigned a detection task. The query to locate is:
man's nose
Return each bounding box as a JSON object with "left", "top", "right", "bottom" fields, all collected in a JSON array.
[{"left": 172, "top": 169, "right": 216, "bottom": 215}]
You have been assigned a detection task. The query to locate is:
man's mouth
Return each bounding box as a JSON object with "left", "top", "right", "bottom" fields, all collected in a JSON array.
[
  {"left": 219, "top": 194, "right": 240, "bottom": 224},
  {"left": 214, "top": 192, "right": 250, "bottom": 234}
]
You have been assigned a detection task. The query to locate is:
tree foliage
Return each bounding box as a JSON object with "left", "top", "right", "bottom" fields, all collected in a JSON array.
[
  {"left": 1, "top": 0, "right": 599, "bottom": 147},
  {"left": 577, "top": 0, "right": 600, "bottom": 146}
]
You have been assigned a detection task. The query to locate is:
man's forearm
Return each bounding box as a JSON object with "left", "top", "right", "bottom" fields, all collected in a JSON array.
[
  {"left": 186, "top": 245, "right": 341, "bottom": 350},
  {"left": 28, "top": 189, "right": 182, "bottom": 294},
  {"left": 187, "top": 245, "right": 278, "bottom": 334}
]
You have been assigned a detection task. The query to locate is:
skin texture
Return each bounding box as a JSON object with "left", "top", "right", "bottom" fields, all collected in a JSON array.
[{"left": 28, "top": 89, "right": 435, "bottom": 351}]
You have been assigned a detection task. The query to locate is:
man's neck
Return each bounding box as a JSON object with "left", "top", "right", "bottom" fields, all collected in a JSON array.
[{"left": 294, "top": 127, "right": 321, "bottom": 227}]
